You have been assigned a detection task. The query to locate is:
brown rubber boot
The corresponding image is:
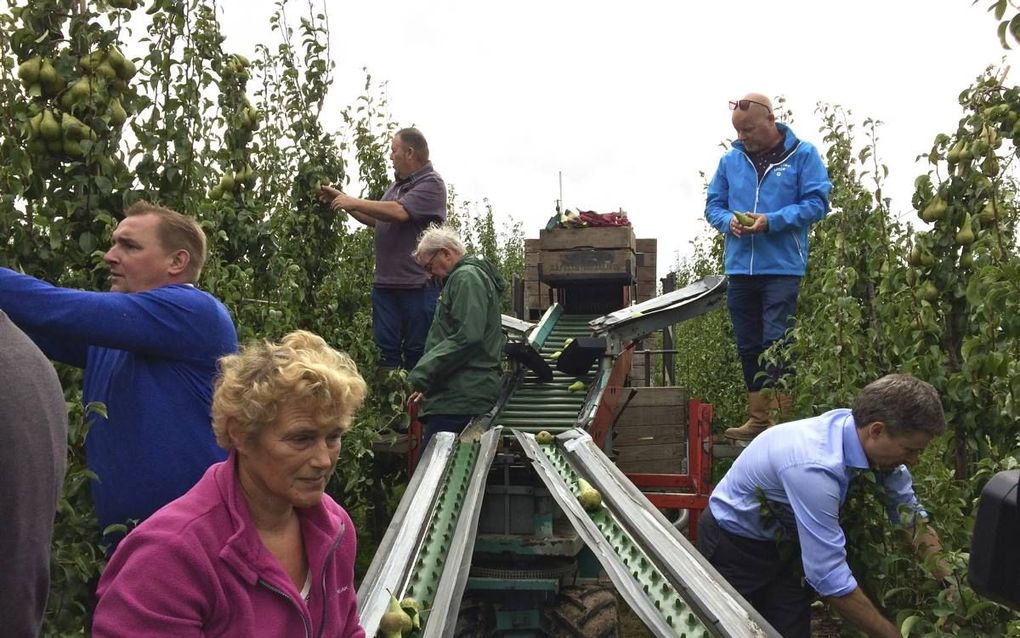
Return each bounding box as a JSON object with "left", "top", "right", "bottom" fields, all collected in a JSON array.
[
  {"left": 724, "top": 391, "right": 773, "bottom": 441},
  {"left": 771, "top": 391, "right": 794, "bottom": 423}
]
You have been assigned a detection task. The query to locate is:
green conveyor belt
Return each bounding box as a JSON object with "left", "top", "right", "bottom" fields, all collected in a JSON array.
[{"left": 493, "top": 314, "right": 598, "bottom": 431}]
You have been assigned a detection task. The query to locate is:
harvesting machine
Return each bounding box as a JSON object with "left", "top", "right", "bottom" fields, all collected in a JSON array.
[{"left": 359, "top": 225, "right": 777, "bottom": 637}]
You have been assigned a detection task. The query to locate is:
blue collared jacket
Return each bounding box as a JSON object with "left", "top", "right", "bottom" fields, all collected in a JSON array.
[{"left": 705, "top": 123, "right": 832, "bottom": 276}]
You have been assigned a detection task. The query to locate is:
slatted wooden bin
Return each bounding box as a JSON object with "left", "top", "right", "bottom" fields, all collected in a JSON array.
[{"left": 611, "top": 387, "right": 687, "bottom": 474}]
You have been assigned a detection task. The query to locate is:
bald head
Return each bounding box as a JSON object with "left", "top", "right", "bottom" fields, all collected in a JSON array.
[
  {"left": 731, "top": 92, "right": 781, "bottom": 153},
  {"left": 740, "top": 93, "right": 773, "bottom": 112}
]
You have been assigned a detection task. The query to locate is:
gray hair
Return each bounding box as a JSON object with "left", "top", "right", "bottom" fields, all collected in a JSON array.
[
  {"left": 852, "top": 374, "right": 946, "bottom": 437},
  {"left": 412, "top": 224, "right": 466, "bottom": 260}
]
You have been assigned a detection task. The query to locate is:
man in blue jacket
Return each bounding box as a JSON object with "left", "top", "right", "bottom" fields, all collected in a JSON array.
[
  {"left": 0, "top": 201, "right": 237, "bottom": 541},
  {"left": 705, "top": 93, "right": 832, "bottom": 441}
]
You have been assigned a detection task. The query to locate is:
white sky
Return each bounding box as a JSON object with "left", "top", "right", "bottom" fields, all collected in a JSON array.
[{"left": 210, "top": 2, "right": 1013, "bottom": 276}]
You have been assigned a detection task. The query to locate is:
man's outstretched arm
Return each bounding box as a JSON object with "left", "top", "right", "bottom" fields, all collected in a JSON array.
[
  {"left": 825, "top": 587, "right": 899, "bottom": 638},
  {"left": 318, "top": 184, "right": 408, "bottom": 224}
]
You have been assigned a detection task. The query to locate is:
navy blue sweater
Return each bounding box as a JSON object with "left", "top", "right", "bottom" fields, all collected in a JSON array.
[{"left": 0, "top": 268, "right": 237, "bottom": 531}]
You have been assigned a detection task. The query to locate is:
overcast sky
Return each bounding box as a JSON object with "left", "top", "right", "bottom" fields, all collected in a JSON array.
[{"left": 223, "top": 2, "right": 1011, "bottom": 276}]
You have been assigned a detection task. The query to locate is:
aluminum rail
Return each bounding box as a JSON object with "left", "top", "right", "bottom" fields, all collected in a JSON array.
[
  {"left": 501, "top": 314, "right": 534, "bottom": 335},
  {"left": 358, "top": 433, "right": 456, "bottom": 631},
  {"left": 358, "top": 430, "right": 500, "bottom": 635},
  {"left": 426, "top": 428, "right": 501, "bottom": 638},
  {"left": 516, "top": 428, "right": 779, "bottom": 638},
  {"left": 589, "top": 275, "right": 727, "bottom": 353}
]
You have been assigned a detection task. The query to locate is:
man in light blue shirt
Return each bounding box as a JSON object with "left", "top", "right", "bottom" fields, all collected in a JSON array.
[{"left": 699, "top": 374, "right": 949, "bottom": 637}]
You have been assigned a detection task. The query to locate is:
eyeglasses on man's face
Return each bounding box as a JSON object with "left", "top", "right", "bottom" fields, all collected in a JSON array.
[
  {"left": 729, "top": 99, "right": 772, "bottom": 114},
  {"left": 422, "top": 250, "right": 442, "bottom": 275}
]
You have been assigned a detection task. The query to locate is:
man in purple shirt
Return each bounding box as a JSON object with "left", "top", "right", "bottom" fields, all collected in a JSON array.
[
  {"left": 319, "top": 128, "right": 447, "bottom": 371},
  {"left": 698, "top": 374, "right": 951, "bottom": 637}
]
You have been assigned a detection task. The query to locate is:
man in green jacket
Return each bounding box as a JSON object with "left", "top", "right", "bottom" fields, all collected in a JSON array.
[{"left": 408, "top": 225, "right": 506, "bottom": 456}]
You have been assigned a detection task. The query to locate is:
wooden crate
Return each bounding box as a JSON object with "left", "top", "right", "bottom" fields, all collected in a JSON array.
[
  {"left": 635, "top": 278, "right": 658, "bottom": 303},
  {"left": 539, "top": 226, "right": 636, "bottom": 252},
  {"left": 634, "top": 238, "right": 657, "bottom": 301},
  {"left": 539, "top": 248, "right": 635, "bottom": 283},
  {"left": 612, "top": 387, "right": 688, "bottom": 474}
]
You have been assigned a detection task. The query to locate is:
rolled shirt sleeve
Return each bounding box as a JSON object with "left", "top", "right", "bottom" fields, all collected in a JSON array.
[
  {"left": 779, "top": 463, "right": 858, "bottom": 597},
  {"left": 879, "top": 466, "right": 927, "bottom": 524}
]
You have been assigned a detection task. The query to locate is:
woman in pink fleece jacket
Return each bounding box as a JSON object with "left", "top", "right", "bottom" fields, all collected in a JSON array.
[{"left": 94, "top": 330, "right": 368, "bottom": 638}]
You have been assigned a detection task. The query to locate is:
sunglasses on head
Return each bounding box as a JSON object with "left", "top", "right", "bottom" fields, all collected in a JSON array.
[{"left": 729, "top": 99, "right": 772, "bottom": 113}]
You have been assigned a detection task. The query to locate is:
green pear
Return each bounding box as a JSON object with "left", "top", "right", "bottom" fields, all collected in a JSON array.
[
  {"left": 17, "top": 55, "right": 41, "bottom": 85},
  {"left": 733, "top": 211, "right": 755, "bottom": 226},
  {"left": 378, "top": 593, "right": 412, "bottom": 635},
  {"left": 63, "top": 138, "right": 84, "bottom": 157},
  {"left": 39, "top": 110, "right": 61, "bottom": 141},
  {"left": 61, "top": 113, "right": 90, "bottom": 140},
  {"left": 568, "top": 380, "right": 586, "bottom": 393},
  {"left": 94, "top": 62, "right": 118, "bottom": 81},
  {"left": 576, "top": 478, "right": 602, "bottom": 511},
  {"left": 921, "top": 198, "right": 947, "bottom": 223},
  {"left": 955, "top": 213, "right": 975, "bottom": 246},
  {"left": 978, "top": 200, "right": 997, "bottom": 223},
  {"left": 536, "top": 430, "right": 554, "bottom": 445},
  {"left": 80, "top": 51, "right": 106, "bottom": 72},
  {"left": 39, "top": 59, "right": 63, "bottom": 96},
  {"left": 29, "top": 111, "right": 44, "bottom": 136},
  {"left": 108, "top": 98, "right": 127, "bottom": 126},
  {"left": 400, "top": 597, "right": 422, "bottom": 630},
  {"left": 907, "top": 245, "right": 922, "bottom": 267},
  {"left": 946, "top": 140, "right": 963, "bottom": 164}
]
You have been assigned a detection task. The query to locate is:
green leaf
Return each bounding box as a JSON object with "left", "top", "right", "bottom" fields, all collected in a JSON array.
[
  {"left": 900, "top": 614, "right": 923, "bottom": 636},
  {"left": 999, "top": 20, "right": 1012, "bottom": 49},
  {"left": 1012, "top": 13, "right": 1020, "bottom": 44},
  {"left": 994, "top": 0, "right": 1008, "bottom": 20}
]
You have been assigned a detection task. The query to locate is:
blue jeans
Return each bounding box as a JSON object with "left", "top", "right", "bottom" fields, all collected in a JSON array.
[
  {"left": 726, "top": 275, "right": 801, "bottom": 391},
  {"left": 372, "top": 284, "right": 440, "bottom": 369},
  {"left": 419, "top": 414, "right": 473, "bottom": 459}
]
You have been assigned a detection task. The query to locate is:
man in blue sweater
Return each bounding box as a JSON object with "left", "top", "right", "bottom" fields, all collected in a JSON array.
[
  {"left": 705, "top": 92, "right": 832, "bottom": 441},
  {"left": 0, "top": 201, "right": 237, "bottom": 541}
]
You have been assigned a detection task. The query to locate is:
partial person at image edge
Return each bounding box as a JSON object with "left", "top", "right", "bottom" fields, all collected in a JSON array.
[{"left": 0, "top": 311, "right": 68, "bottom": 638}]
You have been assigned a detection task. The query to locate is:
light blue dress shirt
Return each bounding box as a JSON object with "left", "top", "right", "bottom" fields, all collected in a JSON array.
[{"left": 708, "top": 409, "right": 923, "bottom": 597}]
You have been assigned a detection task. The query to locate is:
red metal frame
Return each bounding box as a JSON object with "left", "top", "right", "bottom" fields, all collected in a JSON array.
[
  {"left": 588, "top": 348, "right": 633, "bottom": 449},
  {"left": 403, "top": 352, "right": 716, "bottom": 541},
  {"left": 624, "top": 398, "right": 714, "bottom": 541}
]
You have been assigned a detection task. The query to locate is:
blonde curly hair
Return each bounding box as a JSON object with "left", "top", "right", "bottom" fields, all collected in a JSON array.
[{"left": 211, "top": 330, "right": 367, "bottom": 449}]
